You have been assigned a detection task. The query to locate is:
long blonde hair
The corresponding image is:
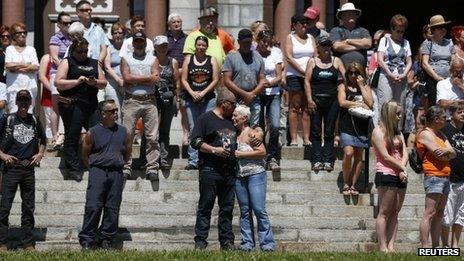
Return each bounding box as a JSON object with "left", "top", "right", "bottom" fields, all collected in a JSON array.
[{"left": 380, "top": 101, "right": 402, "bottom": 152}]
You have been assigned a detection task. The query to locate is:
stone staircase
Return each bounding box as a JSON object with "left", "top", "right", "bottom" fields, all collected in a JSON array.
[
  {"left": 2, "top": 144, "right": 433, "bottom": 252},
  {"left": 2, "top": 113, "right": 439, "bottom": 252}
]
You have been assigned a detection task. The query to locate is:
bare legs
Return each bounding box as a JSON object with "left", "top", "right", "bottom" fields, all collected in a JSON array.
[
  {"left": 342, "top": 146, "right": 364, "bottom": 193},
  {"left": 288, "top": 91, "right": 310, "bottom": 145},
  {"left": 420, "top": 193, "right": 448, "bottom": 247}
]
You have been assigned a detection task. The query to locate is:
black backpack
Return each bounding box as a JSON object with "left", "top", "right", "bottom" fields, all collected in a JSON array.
[{"left": 409, "top": 129, "right": 427, "bottom": 174}]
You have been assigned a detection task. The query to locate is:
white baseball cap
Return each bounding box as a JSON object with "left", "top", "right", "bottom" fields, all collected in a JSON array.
[{"left": 153, "top": 35, "right": 168, "bottom": 46}]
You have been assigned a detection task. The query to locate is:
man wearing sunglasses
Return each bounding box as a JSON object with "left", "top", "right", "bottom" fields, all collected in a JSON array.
[
  {"left": 437, "top": 59, "right": 464, "bottom": 113},
  {"left": 75, "top": 0, "right": 109, "bottom": 67},
  {"left": 79, "top": 99, "right": 132, "bottom": 250},
  {"left": 0, "top": 90, "right": 46, "bottom": 251}
]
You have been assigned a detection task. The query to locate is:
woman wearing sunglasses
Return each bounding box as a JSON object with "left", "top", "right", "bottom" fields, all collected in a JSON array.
[
  {"left": 47, "top": 12, "right": 73, "bottom": 151},
  {"left": 4, "top": 23, "right": 39, "bottom": 113},
  {"left": 55, "top": 37, "right": 107, "bottom": 181},
  {"left": 338, "top": 62, "right": 374, "bottom": 195},
  {"left": 376, "top": 15, "right": 412, "bottom": 120},
  {"left": 304, "top": 34, "right": 345, "bottom": 172}
]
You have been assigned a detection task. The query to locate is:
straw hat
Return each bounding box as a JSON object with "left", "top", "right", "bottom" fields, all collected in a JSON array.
[
  {"left": 429, "top": 15, "right": 451, "bottom": 28},
  {"left": 336, "top": 2, "right": 361, "bottom": 20}
]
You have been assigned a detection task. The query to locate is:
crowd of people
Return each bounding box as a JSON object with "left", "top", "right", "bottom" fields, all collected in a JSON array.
[{"left": 0, "top": 0, "right": 463, "bottom": 253}]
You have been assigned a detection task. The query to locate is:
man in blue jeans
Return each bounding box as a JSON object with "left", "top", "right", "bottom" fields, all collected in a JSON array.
[{"left": 190, "top": 90, "right": 237, "bottom": 250}]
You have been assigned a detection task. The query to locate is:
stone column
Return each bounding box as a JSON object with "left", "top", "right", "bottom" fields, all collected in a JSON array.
[
  {"left": 311, "top": 0, "right": 327, "bottom": 26},
  {"left": 145, "top": 0, "right": 167, "bottom": 38},
  {"left": 2, "top": 0, "right": 24, "bottom": 25},
  {"left": 274, "top": 0, "right": 295, "bottom": 46}
]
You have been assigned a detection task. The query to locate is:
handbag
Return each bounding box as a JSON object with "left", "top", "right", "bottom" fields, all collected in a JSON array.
[{"left": 348, "top": 106, "right": 375, "bottom": 118}]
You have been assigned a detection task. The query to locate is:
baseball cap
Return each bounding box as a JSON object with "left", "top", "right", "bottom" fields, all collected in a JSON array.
[
  {"left": 16, "top": 90, "right": 32, "bottom": 101},
  {"left": 238, "top": 29, "right": 253, "bottom": 41},
  {"left": 304, "top": 6, "right": 320, "bottom": 20},
  {"left": 153, "top": 35, "right": 168, "bottom": 46},
  {"left": 133, "top": 32, "right": 146, "bottom": 41},
  {"left": 199, "top": 6, "right": 219, "bottom": 19}
]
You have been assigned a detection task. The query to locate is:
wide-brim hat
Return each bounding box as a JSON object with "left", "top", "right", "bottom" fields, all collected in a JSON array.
[
  {"left": 198, "top": 6, "right": 219, "bottom": 19},
  {"left": 336, "top": 2, "right": 361, "bottom": 20},
  {"left": 429, "top": 15, "right": 451, "bottom": 28}
]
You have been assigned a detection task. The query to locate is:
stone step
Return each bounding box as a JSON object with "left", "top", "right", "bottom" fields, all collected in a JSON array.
[
  {"left": 4, "top": 227, "right": 446, "bottom": 245},
  {"left": 32, "top": 240, "right": 422, "bottom": 252},
  {"left": 28, "top": 179, "right": 425, "bottom": 193},
  {"left": 8, "top": 189, "right": 427, "bottom": 207},
  {"left": 4, "top": 215, "right": 424, "bottom": 231}
]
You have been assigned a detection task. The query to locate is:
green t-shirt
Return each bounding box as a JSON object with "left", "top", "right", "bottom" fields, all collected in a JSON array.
[{"left": 183, "top": 30, "right": 226, "bottom": 67}]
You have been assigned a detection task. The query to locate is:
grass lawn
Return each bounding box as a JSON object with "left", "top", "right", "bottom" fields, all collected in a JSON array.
[{"left": 0, "top": 250, "right": 459, "bottom": 261}]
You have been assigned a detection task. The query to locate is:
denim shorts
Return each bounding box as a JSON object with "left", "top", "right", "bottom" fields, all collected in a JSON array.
[
  {"left": 340, "top": 132, "right": 369, "bottom": 148},
  {"left": 423, "top": 175, "right": 450, "bottom": 195},
  {"left": 285, "top": 76, "right": 305, "bottom": 92},
  {"left": 375, "top": 172, "right": 407, "bottom": 189}
]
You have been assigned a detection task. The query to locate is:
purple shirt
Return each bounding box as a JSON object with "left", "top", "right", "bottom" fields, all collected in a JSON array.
[
  {"left": 166, "top": 30, "right": 187, "bottom": 66},
  {"left": 49, "top": 31, "right": 72, "bottom": 72}
]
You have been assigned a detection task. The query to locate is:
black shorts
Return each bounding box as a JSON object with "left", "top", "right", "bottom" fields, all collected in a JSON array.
[
  {"left": 375, "top": 172, "right": 407, "bottom": 189},
  {"left": 285, "top": 76, "right": 305, "bottom": 92}
]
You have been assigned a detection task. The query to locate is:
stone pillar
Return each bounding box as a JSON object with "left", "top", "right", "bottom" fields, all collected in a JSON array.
[
  {"left": 311, "top": 0, "right": 327, "bottom": 26},
  {"left": 145, "top": 0, "right": 167, "bottom": 38},
  {"left": 274, "top": 0, "right": 295, "bottom": 46},
  {"left": 3, "top": 0, "right": 24, "bottom": 25}
]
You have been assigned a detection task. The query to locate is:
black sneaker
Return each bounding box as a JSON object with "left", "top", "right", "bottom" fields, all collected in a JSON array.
[
  {"left": 221, "top": 242, "right": 237, "bottom": 251},
  {"left": 81, "top": 242, "right": 93, "bottom": 251},
  {"left": 185, "top": 164, "right": 198, "bottom": 170},
  {"left": 100, "top": 240, "right": 112, "bottom": 250},
  {"left": 160, "top": 161, "right": 171, "bottom": 170},
  {"left": 194, "top": 241, "right": 207, "bottom": 250}
]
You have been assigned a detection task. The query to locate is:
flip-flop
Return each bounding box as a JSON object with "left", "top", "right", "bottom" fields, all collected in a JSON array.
[
  {"left": 350, "top": 187, "right": 359, "bottom": 196},
  {"left": 342, "top": 184, "right": 350, "bottom": 196},
  {"left": 289, "top": 143, "right": 298, "bottom": 147}
]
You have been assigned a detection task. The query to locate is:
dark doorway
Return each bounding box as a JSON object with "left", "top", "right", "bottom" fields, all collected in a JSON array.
[{"left": 348, "top": 0, "right": 463, "bottom": 54}]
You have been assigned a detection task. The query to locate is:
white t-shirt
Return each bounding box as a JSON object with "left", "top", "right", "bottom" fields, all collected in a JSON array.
[
  {"left": 0, "top": 82, "right": 6, "bottom": 101},
  {"left": 378, "top": 36, "right": 411, "bottom": 74},
  {"left": 437, "top": 78, "right": 464, "bottom": 116},
  {"left": 5, "top": 45, "right": 39, "bottom": 91},
  {"left": 119, "top": 37, "right": 154, "bottom": 58},
  {"left": 260, "top": 47, "right": 283, "bottom": 95}
]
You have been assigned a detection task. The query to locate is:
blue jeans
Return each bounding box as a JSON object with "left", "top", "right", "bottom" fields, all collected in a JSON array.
[
  {"left": 259, "top": 94, "right": 281, "bottom": 161},
  {"left": 185, "top": 97, "right": 216, "bottom": 166},
  {"left": 235, "top": 171, "right": 275, "bottom": 251}
]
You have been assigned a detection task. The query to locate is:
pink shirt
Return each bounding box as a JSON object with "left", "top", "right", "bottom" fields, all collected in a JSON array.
[{"left": 375, "top": 138, "right": 403, "bottom": 176}]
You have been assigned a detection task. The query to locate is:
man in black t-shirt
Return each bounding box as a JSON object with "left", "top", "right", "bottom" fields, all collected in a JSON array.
[
  {"left": 441, "top": 102, "right": 464, "bottom": 248},
  {"left": 190, "top": 90, "right": 237, "bottom": 250},
  {"left": 0, "top": 90, "right": 46, "bottom": 251}
]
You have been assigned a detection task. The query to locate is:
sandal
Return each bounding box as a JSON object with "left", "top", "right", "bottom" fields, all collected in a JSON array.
[
  {"left": 334, "top": 135, "right": 340, "bottom": 147},
  {"left": 289, "top": 143, "right": 298, "bottom": 147},
  {"left": 350, "top": 186, "right": 359, "bottom": 196},
  {"left": 342, "top": 184, "right": 350, "bottom": 196}
]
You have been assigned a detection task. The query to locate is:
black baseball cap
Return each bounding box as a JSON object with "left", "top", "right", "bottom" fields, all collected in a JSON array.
[
  {"left": 16, "top": 90, "right": 32, "bottom": 101},
  {"left": 133, "top": 32, "right": 146, "bottom": 41},
  {"left": 238, "top": 29, "right": 253, "bottom": 41}
]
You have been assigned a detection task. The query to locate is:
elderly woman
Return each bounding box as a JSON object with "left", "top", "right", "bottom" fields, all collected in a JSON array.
[
  {"left": 305, "top": 35, "right": 345, "bottom": 171},
  {"left": 154, "top": 35, "right": 180, "bottom": 169},
  {"left": 284, "top": 14, "right": 316, "bottom": 146},
  {"left": 55, "top": 37, "right": 107, "bottom": 180},
  {"left": 417, "top": 106, "right": 456, "bottom": 247},
  {"left": 372, "top": 101, "right": 408, "bottom": 252},
  {"left": 338, "top": 62, "right": 374, "bottom": 195},
  {"left": 181, "top": 36, "right": 219, "bottom": 170},
  {"left": 421, "top": 15, "right": 455, "bottom": 108},
  {"left": 166, "top": 13, "right": 189, "bottom": 146},
  {"left": 4, "top": 23, "right": 39, "bottom": 113},
  {"left": 104, "top": 22, "right": 125, "bottom": 118},
  {"left": 232, "top": 104, "right": 275, "bottom": 251},
  {"left": 376, "top": 15, "right": 412, "bottom": 114}
]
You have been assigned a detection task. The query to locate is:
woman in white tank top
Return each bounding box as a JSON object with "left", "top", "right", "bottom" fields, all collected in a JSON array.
[{"left": 283, "top": 14, "right": 316, "bottom": 146}]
